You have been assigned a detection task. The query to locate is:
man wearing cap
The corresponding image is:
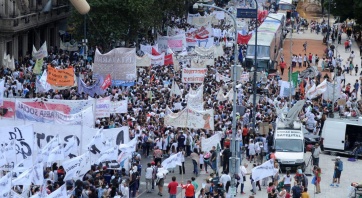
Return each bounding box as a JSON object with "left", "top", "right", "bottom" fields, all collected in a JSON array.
[
  {"left": 311, "top": 143, "right": 322, "bottom": 167},
  {"left": 330, "top": 156, "right": 343, "bottom": 187}
]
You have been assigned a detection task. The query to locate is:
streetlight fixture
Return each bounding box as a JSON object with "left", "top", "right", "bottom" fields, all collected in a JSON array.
[{"left": 193, "top": 2, "right": 239, "bottom": 195}]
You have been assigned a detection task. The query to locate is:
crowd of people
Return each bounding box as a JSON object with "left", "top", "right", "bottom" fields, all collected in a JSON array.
[{"left": 2, "top": 0, "right": 362, "bottom": 197}]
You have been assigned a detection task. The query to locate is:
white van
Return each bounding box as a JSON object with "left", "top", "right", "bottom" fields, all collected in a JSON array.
[
  {"left": 274, "top": 120, "right": 305, "bottom": 171},
  {"left": 322, "top": 118, "right": 362, "bottom": 155}
]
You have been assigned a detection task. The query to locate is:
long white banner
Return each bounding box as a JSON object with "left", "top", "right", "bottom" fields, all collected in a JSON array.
[
  {"left": 157, "top": 34, "right": 186, "bottom": 52},
  {"left": 182, "top": 68, "right": 207, "bottom": 83},
  {"left": 164, "top": 106, "right": 214, "bottom": 130}
]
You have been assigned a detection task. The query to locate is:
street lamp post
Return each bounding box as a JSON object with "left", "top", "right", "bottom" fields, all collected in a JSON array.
[
  {"left": 193, "top": 2, "right": 239, "bottom": 194},
  {"left": 252, "top": 1, "right": 258, "bottom": 136}
]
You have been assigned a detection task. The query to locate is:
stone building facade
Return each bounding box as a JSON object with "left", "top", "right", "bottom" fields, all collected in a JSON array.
[{"left": 0, "top": 0, "right": 70, "bottom": 63}]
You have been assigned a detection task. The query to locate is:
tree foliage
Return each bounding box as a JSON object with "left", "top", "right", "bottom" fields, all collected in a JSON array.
[
  {"left": 68, "top": 0, "right": 189, "bottom": 50},
  {"left": 325, "top": 0, "right": 362, "bottom": 23}
]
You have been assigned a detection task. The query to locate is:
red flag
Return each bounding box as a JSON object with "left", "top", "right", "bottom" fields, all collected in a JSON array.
[
  {"left": 164, "top": 54, "right": 173, "bottom": 65},
  {"left": 152, "top": 47, "right": 160, "bottom": 55},
  {"left": 101, "top": 74, "right": 112, "bottom": 90},
  {"left": 237, "top": 33, "right": 252, "bottom": 45}
]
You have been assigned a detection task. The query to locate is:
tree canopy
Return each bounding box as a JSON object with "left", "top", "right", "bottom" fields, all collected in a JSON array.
[
  {"left": 325, "top": 0, "right": 362, "bottom": 24},
  {"left": 68, "top": 0, "right": 193, "bottom": 50}
]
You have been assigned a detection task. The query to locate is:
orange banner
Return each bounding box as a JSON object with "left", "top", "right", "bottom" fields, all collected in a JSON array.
[{"left": 46, "top": 66, "right": 75, "bottom": 86}]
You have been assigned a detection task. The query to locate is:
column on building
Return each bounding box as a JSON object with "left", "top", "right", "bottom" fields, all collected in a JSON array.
[
  {"left": 22, "top": 33, "right": 29, "bottom": 57},
  {"left": 12, "top": 35, "right": 19, "bottom": 60}
]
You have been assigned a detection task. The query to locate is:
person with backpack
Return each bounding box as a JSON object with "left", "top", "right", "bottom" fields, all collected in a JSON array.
[{"left": 330, "top": 156, "right": 343, "bottom": 187}]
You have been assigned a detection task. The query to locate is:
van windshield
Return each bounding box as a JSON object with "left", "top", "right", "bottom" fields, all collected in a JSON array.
[{"left": 275, "top": 139, "right": 303, "bottom": 152}]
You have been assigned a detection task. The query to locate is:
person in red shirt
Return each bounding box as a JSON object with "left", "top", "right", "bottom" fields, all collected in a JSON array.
[
  {"left": 279, "top": 61, "right": 286, "bottom": 75},
  {"left": 168, "top": 176, "right": 179, "bottom": 198},
  {"left": 181, "top": 180, "right": 195, "bottom": 198}
]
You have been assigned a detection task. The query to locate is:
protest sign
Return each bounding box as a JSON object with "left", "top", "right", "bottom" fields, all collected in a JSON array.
[
  {"left": 46, "top": 66, "right": 75, "bottom": 86},
  {"left": 94, "top": 48, "right": 137, "bottom": 85},
  {"left": 136, "top": 55, "right": 151, "bottom": 67},
  {"left": 186, "top": 85, "right": 204, "bottom": 110},
  {"left": 182, "top": 68, "right": 207, "bottom": 83},
  {"left": 157, "top": 34, "right": 186, "bottom": 52},
  {"left": 165, "top": 106, "right": 214, "bottom": 130},
  {"left": 110, "top": 100, "right": 128, "bottom": 114},
  {"left": 140, "top": 44, "right": 158, "bottom": 54},
  {"left": 95, "top": 96, "right": 111, "bottom": 118},
  {"left": 252, "top": 160, "right": 278, "bottom": 181},
  {"left": 147, "top": 52, "right": 165, "bottom": 66}
]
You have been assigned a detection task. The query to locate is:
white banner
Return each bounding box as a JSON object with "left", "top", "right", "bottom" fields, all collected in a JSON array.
[
  {"left": 11, "top": 190, "right": 23, "bottom": 198},
  {"left": 187, "top": 13, "right": 201, "bottom": 24},
  {"left": 157, "top": 34, "right": 186, "bottom": 52},
  {"left": 94, "top": 48, "right": 137, "bottom": 85},
  {"left": 47, "top": 184, "right": 67, "bottom": 198},
  {"left": 140, "top": 44, "right": 158, "bottom": 54},
  {"left": 0, "top": 173, "right": 11, "bottom": 196},
  {"left": 0, "top": 80, "right": 4, "bottom": 106},
  {"left": 323, "top": 82, "right": 341, "bottom": 102},
  {"left": 98, "top": 146, "right": 118, "bottom": 163},
  {"left": 161, "top": 152, "right": 182, "bottom": 169},
  {"left": 47, "top": 144, "right": 65, "bottom": 165},
  {"left": 63, "top": 136, "right": 78, "bottom": 157},
  {"left": 182, "top": 68, "right": 207, "bottom": 83},
  {"left": 170, "top": 81, "right": 182, "bottom": 96},
  {"left": 32, "top": 42, "right": 48, "bottom": 60},
  {"left": 0, "top": 125, "right": 34, "bottom": 170},
  {"left": 15, "top": 100, "right": 94, "bottom": 126},
  {"left": 193, "top": 46, "right": 215, "bottom": 66},
  {"left": 201, "top": 133, "right": 221, "bottom": 152},
  {"left": 136, "top": 55, "right": 151, "bottom": 67},
  {"left": 147, "top": 52, "right": 165, "bottom": 66},
  {"left": 60, "top": 40, "right": 78, "bottom": 51},
  {"left": 216, "top": 72, "right": 231, "bottom": 82},
  {"left": 252, "top": 160, "right": 278, "bottom": 181},
  {"left": 164, "top": 106, "right": 214, "bottom": 130},
  {"left": 240, "top": 72, "right": 250, "bottom": 82},
  {"left": 186, "top": 85, "right": 204, "bottom": 111},
  {"left": 12, "top": 166, "right": 34, "bottom": 186},
  {"left": 95, "top": 96, "right": 111, "bottom": 118},
  {"left": 62, "top": 152, "right": 90, "bottom": 181},
  {"left": 119, "top": 137, "right": 137, "bottom": 152}
]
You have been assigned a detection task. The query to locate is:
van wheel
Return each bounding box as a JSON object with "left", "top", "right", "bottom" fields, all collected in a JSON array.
[{"left": 330, "top": 151, "right": 337, "bottom": 156}]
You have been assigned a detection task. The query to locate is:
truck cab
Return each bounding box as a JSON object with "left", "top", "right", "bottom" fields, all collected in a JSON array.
[{"left": 274, "top": 121, "right": 305, "bottom": 171}]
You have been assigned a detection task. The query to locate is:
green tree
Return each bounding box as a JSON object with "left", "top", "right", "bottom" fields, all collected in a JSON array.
[
  {"left": 324, "top": 0, "right": 362, "bottom": 23},
  {"left": 68, "top": 0, "right": 190, "bottom": 50}
]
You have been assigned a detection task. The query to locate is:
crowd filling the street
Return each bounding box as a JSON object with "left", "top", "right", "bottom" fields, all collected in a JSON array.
[{"left": 2, "top": 0, "right": 362, "bottom": 198}]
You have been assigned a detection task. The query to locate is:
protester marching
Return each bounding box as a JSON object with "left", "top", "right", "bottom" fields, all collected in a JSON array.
[{"left": 0, "top": 0, "right": 362, "bottom": 198}]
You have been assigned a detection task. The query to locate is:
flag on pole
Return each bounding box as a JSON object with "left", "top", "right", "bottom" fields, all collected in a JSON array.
[
  {"left": 252, "top": 160, "right": 278, "bottom": 181},
  {"left": 0, "top": 172, "right": 11, "bottom": 196},
  {"left": 170, "top": 81, "right": 182, "bottom": 96},
  {"left": 33, "top": 59, "right": 44, "bottom": 75},
  {"left": 47, "top": 144, "right": 65, "bottom": 165},
  {"left": 12, "top": 166, "right": 34, "bottom": 186},
  {"left": 86, "top": 129, "right": 104, "bottom": 151},
  {"left": 47, "top": 184, "right": 67, "bottom": 198},
  {"left": 101, "top": 74, "right": 112, "bottom": 90},
  {"left": 161, "top": 152, "right": 182, "bottom": 169},
  {"left": 4, "top": 139, "right": 16, "bottom": 164},
  {"left": 62, "top": 152, "right": 90, "bottom": 181},
  {"left": 119, "top": 137, "right": 137, "bottom": 152},
  {"left": 0, "top": 148, "right": 7, "bottom": 170},
  {"left": 32, "top": 163, "right": 44, "bottom": 185},
  {"left": 97, "top": 146, "right": 118, "bottom": 163},
  {"left": 64, "top": 136, "right": 78, "bottom": 157}
]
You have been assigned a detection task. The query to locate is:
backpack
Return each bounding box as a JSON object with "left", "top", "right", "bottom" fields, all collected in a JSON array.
[{"left": 294, "top": 185, "right": 302, "bottom": 196}]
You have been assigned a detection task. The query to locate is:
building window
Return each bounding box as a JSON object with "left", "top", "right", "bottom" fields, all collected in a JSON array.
[{"left": 6, "top": 41, "right": 13, "bottom": 57}]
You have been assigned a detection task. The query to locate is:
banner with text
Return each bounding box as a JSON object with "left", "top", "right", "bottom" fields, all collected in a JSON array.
[
  {"left": 164, "top": 106, "right": 214, "bottom": 130},
  {"left": 157, "top": 34, "right": 186, "bottom": 52},
  {"left": 182, "top": 68, "right": 207, "bottom": 83},
  {"left": 95, "top": 96, "right": 111, "bottom": 118},
  {"left": 94, "top": 48, "right": 137, "bottom": 85},
  {"left": 110, "top": 100, "right": 128, "bottom": 114},
  {"left": 46, "top": 66, "right": 75, "bottom": 87}
]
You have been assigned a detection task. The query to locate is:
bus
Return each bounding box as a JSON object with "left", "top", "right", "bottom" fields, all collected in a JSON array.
[{"left": 277, "top": 0, "right": 294, "bottom": 19}]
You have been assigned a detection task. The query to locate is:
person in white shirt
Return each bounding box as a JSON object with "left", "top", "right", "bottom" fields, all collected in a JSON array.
[
  {"left": 219, "top": 171, "right": 231, "bottom": 190},
  {"left": 145, "top": 163, "right": 153, "bottom": 193}
]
